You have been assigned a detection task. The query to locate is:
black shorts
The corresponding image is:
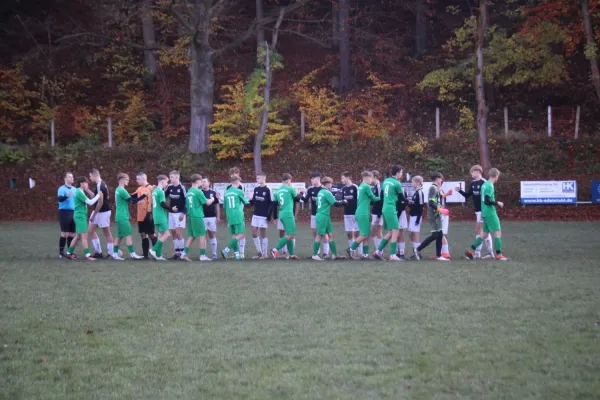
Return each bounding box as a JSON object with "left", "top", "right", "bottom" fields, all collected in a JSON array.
[
  {"left": 58, "top": 210, "right": 75, "bottom": 233},
  {"left": 138, "top": 215, "right": 155, "bottom": 235}
]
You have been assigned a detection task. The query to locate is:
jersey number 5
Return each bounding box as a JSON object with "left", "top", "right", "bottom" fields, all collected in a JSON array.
[{"left": 278, "top": 193, "right": 285, "bottom": 206}]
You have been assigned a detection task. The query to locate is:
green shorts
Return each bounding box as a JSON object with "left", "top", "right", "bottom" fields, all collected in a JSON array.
[
  {"left": 382, "top": 212, "right": 399, "bottom": 230},
  {"left": 75, "top": 217, "right": 88, "bottom": 234},
  {"left": 482, "top": 214, "right": 501, "bottom": 233},
  {"left": 356, "top": 214, "right": 371, "bottom": 236},
  {"left": 155, "top": 222, "right": 169, "bottom": 233},
  {"left": 116, "top": 220, "right": 132, "bottom": 238},
  {"left": 188, "top": 217, "right": 206, "bottom": 237},
  {"left": 316, "top": 216, "right": 333, "bottom": 236},
  {"left": 280, "top": 217, "right": 296, "bottom": 235},
  {"left": 228, "top": 223, "right": 245, "bottom": 235}
]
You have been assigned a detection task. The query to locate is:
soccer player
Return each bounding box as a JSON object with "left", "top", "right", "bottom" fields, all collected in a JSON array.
[
  {"left": 149, "top": 175, "right": 173, "bottom": 261},
  {"left": 201, "top": 177, "right": 220, "bottom": 259},
  {"left": 302, "top": 172, "right": 326, "bottom": 257},
  {"left": 57, "top": 172, "right": 75, "bottom": 258},
  {"left": 341, "top": 172, "right": 360, "bottom": 256},
  {"left": 221, "top": 175, "right": 250, "bottom": 260},
  {"left": 465, "top": 168, "right": 509, "bottom": 261},
  {"left": 181, "top": 174, "right": 215, "bottom": 262},
  {"left": 88, "top": 169, "right": 114, "bottom": 258},
  {"left": 135, "top": 172, "right": 156, "bottom": 259},
  {"left": 373, "top": 165, "right": 405, "bottom": 261},
  {"left": 456, "top": 165, "right": 493, "bottom": 259},
  {"left": 439, "top": 187, "right": 453, "bottom": 259},
  {"left": 270, "top": 174, "right": 305, "bottom": 259},
  {"left": 414, "top": 172, "right": 450, "bottom": 261},
  {"left": 250, "top": 172, "right": 272, "bottom": 259},
  {"left": 227, "top": 167, "right": 246, "bottom": 257},
  {"left": 164, "top": 170, "right": 187, "bottom": 259},
  {"left": 370, "top": 170, "right": 383, "bottom": 252},
  {"left": 65, "top": 177, "right": 101, "bottom": 260},
  {"left": 347, "top": 171, "right": 380, "bottom": 259},
  {"left": 112, "top": 173, "right": 146, "bottom": 260},
  {"left": 407, "top": 175, "right": 425, "bottom": 258},
  {"left": 272, "top": 194, "right": 300, "bottom": 258},
  {"left": 395, "top": 185, "right": 409, "bottom": 259},
  {"left": 312, "top": 177, "right": 344, "bottom": 261}
]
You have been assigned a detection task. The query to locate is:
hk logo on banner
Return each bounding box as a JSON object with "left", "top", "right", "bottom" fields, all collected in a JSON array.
[{"left": 562, "top": 182, "right": 575, "bottom": 193}]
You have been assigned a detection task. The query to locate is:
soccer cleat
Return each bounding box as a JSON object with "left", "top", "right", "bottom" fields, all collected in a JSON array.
[
  {"left": 252, "top": 253, "right": 263, "bottom": 259},
  {"left": 200, "top": 255, "right": 212, "bottom": 262},
  {"left": 221, "top": 249, "right": 228, "bottom": 260},
  {"left": 270, "top": 249, "right": 279, "bottom": 259},
  {"left": 389, "top": 254, "right": 402, "bottom": 261},
  {"left": 312, "top": 255, "right": 324, "bottom": 261},
  {"left": 149, "top": 249, "right": 159, "bottom": 260},
  {"left": 372, "top": 251, "right": 382, "bottom": 260},
  {"left": 235, "top": 255, "right": 242, "bottom": 261},
  {"left": 130, "top": 254, "right": 143, "bottom": 260},
  {"left": 288, "top": 255, "right": 299, "bottom": 260},
  {"left": 398, "top": 253, "right": 405, "bottom": 260},
  {"left": 65, "top": 253, "right": 77, "bottom": 260},
  {"left": 465, "top": 249, "right": 474, "bottom": 260},
  {"left": 346, "top": 248, "right": 359, "bottom": 260},
  {"left": 169, "top": 254, "right": 180, "bottom": 261},
  {"left": 436, "top": 256, "right": 450, "bottom": 261},
  {"left": 441, "top": 253, "right": 451, "bottom": 259},
  {"left": 180, "top": 254, "right": 192, "bottom": 262},
  {"left": 156, "top": 256, "right": 167, "bottom": 261},
  {"left": 212, "top": 254, "right": 218, "bottom": 260},
  {"left": 482, "top": 253, "right": 495, "bottom": 260},
  {"left": 361, "top": 254, "right": 370, "bottom": 260},
  {"left": 86, "top": 256, "right": 97, "bottom": 261},
  {"left": 112, "top": 254, "right": 125, "bottom": 261},
  {"left": 496, "top": 254, "right": 510, "bottom": 261},
  {"left": 59, "top": 252, "right": 66, "bottom": 259},
  {"left": 413, "top": 248, "right": 421, "bottom": 261},
  {"left": 474, "top": 252, "right": 482, "bottom": 259},
  {"left": 93, "top": 252, "right": 104, "bottom": 259},
  {"left": 322, "top": 253, "right": 330, "bottom": 259}
]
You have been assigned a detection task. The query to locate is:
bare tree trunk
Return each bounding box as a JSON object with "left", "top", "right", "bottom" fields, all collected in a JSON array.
[
  {"left": 338, "top": 0, "right": 350, "bottom": 94},
  {"left": 582, "top": 0, "right": 600, "bottom": 101},
  {"left": 141, "top": 0, "right": 159, "bottom": 82},
  {"left": 332, "top": 1, "right": 339, "bottom": 50},
  {"left": 475, "top": 0, "right": 491, "bottom": 171},
  {"left": 189, "top": 43, "right": 214, "bottom": 154},
  {"left": 256, "top": 0, "right": 265, "bottom": 60},
  {"left": 415, "top": 0, "right": 427, "bottom": 57}
]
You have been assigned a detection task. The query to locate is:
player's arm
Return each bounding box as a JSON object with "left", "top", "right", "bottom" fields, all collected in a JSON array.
[
  {"left": 216, "top": 195, "right": 222, "bottom": 221},
  {"left": 367, "top": 186, "right": 380, "bottom": 202},
  {"left": 203, "top": 192, "right": 214, "bottom": 206},
  {"left": 414, "top": 191, "right": 423, "bottom": 225},
  {"left": 483, "top": 193, "right": 502, "bottom": 207},
  {"left": 457, "top": 183, "right": 472, "bottom": 199},
  {"left": 294, "top": 196, "right": 300, "bottom": 217},
  {"left": 395, "top": 181, "right": 405, "bottom": 202},
  {"left": 57, "top": 187, "right": 69, "bottom": 203}
]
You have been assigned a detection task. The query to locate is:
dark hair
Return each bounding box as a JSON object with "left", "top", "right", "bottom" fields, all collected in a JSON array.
[
  {"left": 191, "top": 174, "right": 202, "bottom": 182},
  {"left": 229, "top": 167, "right": 240, "bottom": 176},
  {"left": 75, "top": 176, "right": 88, "bottom": 188},
  {"left": 63, "top": 171, "right": 73, "bottom": 179},
  {"left": 157, "top": 174, "right": 168, "bottom": 183},
  {"left": 281, "top": 173, "right": 292, "bottom": 181},
  {"left": 169, "top": 170, "right": 179, "bottom": 177},
  {"left": 89, "top": 169, "right": 100, "bottom": 176},
  {"left": 322, "top": 176, "right": 333, "bottom": 185},
  {"left": 430, "top": 171, "right": 444, "bottom": 181},
  {"left": 371, "top": 170, "right": 380, "bottom": 179},
  {"left": 391, "top": 165, "right": 403, "bottom": 176},
  {"left": 202, "top": 176, "right": 211, "bottom": 183},
  {"left": 341, "top": 171, "right": 351, "bottom": 178},
  {"left": 310, "top": 172, "right": 321, "bottom": 179}
]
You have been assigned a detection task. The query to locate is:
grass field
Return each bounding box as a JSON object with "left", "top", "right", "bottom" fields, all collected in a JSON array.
[{"left": 1, "top": 221, "right": 600, "bottom": 399}]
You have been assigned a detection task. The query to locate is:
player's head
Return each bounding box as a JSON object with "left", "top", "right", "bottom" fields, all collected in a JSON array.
[
  {"left": 157, "top": 174, "right": 169, "bottom": 188},
  {"left": 341, "top": 171, "right": 352, "bottom": 185},
  {"left": 411, "top": 175, "right": 423, "bottom": 189},
  {"left": 391, "top": 165, "right": 403, "bottom": 180},
  {"left": 64, "top": 172, "right": 74, "bottom": 186},
  {"left": 89, "top": 169, "right": 101, "bottom": 183},
  {"left": 201, "top": 177, "right": 210, "bottom": 189},
  {"left": 322, "top": 176, "right": 333, "bottom": 189},
  {"left": 117, "top": 173, "right": 129, "bottom": 187},
  {"left": 256, "top": 172, "right": 266, "bottom": 185},
  {"left": 168, "top": 170, "right": 180, "bottom": 185},
  {"left": 190, "top": 173, "right": 202, "bottom": 187},
  {"left": 230, "top": 175, "right": 241, "bottom": 187},
  {"left": 310, "top": 172, "right": 321, "bottom": 186},
  {"left": 361, "top": 170, "right": 373, "bottom": 184},
  {"left": 488, "top": 167, "right": 501, "bottom": 183},
  {"left": 281, "top": 173, "right": 292, "bottom": 184},
  {"left": 75, "top": 176, "right": 89, "bottom": 189},
  {"left": 470, "top": 165, "right": 483, "bottom": 179},
  {"left": 229, "top": 167, "right": 241, "bottom": 180},
  {"left": 136, "top": 172, "right": 148, "bottom": 186},
  {"left": 430, "top": 171, "right": 444, "bottom": 185},
  {"left": 371, "top": 170, "right": 380, "bottom": 182}
]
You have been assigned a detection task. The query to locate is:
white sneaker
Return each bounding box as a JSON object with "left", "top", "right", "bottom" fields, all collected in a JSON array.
[
  {"left": 130, "top": 253, "right": 143, "bottom": 260},
  {"left": 437, "top": 256, "right": 450, "bottom": 261},
  {"left": 389, "top": 255, "right": 402, "bottom": 261},
  {"left": 117, "top": 250, "right": 123, "bottom": 257},
  {"left": 413, "top": 248, "right": 421, "bottom": 261},
  {"left": 312, "top": 255, "right": 324, "bottom": 261},
  {"left": 112, "top": 254, "right": 125, "bottom": 261},
  {"left": 474, "top": 252, "right": 481, "bottom": 259},
  {"left": 200, "top": 255, "right": 212, "bottom": 262},
  {"left": 482, "top": 253, "right": 495, "bottom": 260},
  {"left": 149, "top": 249, "right": 159, "bottom": 260},
  {"left": 156, "top": 256, "right": 167, "bottom": 261}
]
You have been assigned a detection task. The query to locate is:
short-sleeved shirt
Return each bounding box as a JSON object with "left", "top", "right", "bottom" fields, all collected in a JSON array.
[
  {"left": 135, "top": 184, "right": 154, "bottom": 222},
  {"left": 274, "top": 185, "right": 298, "bottom": 219},
  {"left": 381, "top": 177, "right": 404, "bottom": 214},
  {"left": 341, "top": 184, "right": 358, "bottom": 215},
  {"left": 202, "top": 189, "right": 218, "bottom": 218},
  {"left": 92, "top": 181, "right": 110, "bottom": 213},
  {"left": 356, "top": 183, "right": 379, "bottom": 216},
  {"left": 251, "top": 185, "right": 272, "bottom": 218},
  {"left": 57, "top": 185, "right": 75, "bottom": 210},
  {"left": 316, "top": 189, "right": 336, "bottom": 217},
  {"left": 187, "top": 187, "right": 208, "bottom": 219},
  {"left": 152, "top": 187, "right": 168, "bottom": 226},
  {"left": 481, "top": 181, "right": 497, "bottom": 218},
  {"left": 164, "top": 183, "right": 187, "bottom": 213},
  {"left": 224, "top": 186, "right": 249, "bottom": 225},
  {"left": 302, "top": 186, "right": 323, "bottom": 216},
  {"left": 74, "top": 188, "right": 90, "bottom": 219},
  {"left": 115, "top": 186, "right": 131, "bottom": 221},
  {"left": 370, "top": 183, "right": 383, "bottom": 216}
]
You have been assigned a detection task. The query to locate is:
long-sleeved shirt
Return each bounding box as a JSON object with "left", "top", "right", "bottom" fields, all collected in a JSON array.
[{"left": 458, "top": 179, "right": 486, "bottom": 212}]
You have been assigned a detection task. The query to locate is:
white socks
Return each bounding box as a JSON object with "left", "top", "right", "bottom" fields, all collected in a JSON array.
[
  {"left": 107, "top": 242, "right": 114, "bottom": 255},
  {"left": 348, "top": 239, "right": 353, "bottom": 248},
  {"left": 92, "top": 238, "right": 102, "bottom": 254},
  {"left": 412, "top": 242, "right": 420, "bottom": 249},
  {"left": 323, "top": 242, "right": 330, "bottom": 255},
  {"left": 485, "top": 236, "right": 493, "bottom": 253},
  {"left": 442, "top": 243, "right": 449, "bottom": 254},
  {"left": 399, "top": 242, "right": 405, "bottom": 255},
  {"left": 261, "top": 238, "right": 268, "bottom": 255},
  {"left": 239, "top": 238, "right": 246, "bottom": 255},
  {"left": 253, "top": 237, "right": 261, "bottom": 253},
  {"left": 210, "top": 238, "right": 217, "bottom": 256}
]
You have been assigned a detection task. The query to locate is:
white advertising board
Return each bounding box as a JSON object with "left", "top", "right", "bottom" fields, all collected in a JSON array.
[{"left": 520, "top": 181, "right": 577, "bottom": 204}]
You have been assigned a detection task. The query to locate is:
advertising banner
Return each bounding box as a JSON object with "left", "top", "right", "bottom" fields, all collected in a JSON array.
[{"left": 520, "top": 181, "right": 577, "bottom": 204}]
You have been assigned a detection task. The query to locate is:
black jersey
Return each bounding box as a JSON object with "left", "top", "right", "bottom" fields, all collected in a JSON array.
[
  {"left": 370, "top": 183, "right": 383, "bottom": 216},
  {"left": 396, "top": 188, "right": 409, "bottom": 217},
  {"left": 341, "top": 184, "right": 358, "bottom": 215},
  {"left": 250, "top": 185, "right": 272, "bottom": 218},
  {"left": 202, "top": 189, "right": 217, "bottom": 218},
  {"left": 302, "top": 186, "right": 323, "bottom": 216},
  {"left": 409, "top": 187, "right": 425, "bottom": 224},
  {"left": 93, "top": 181, "right": 111, "bottom": 212},
  {"left": 458, "top": 179, "right": 485, "bottom": 212},
  {"left": 164, "top": 183, "right": 187, "bottom": 212}
]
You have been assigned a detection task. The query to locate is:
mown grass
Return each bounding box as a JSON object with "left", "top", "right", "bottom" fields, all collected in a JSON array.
[{"left": 1, "top": 221, "right": 599, "bottom": 399}]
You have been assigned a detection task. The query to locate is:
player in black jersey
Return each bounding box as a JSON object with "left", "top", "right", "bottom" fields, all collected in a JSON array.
[
  {"left": 250, "top": 172, "right": 272, "bottom": 259},
  {"left": 395, "top": 186, "right": 410, "bottom": 259},
  {"left": 370, "top": 170, "right": 383, "bottom": 251},
  {"left": 201, "top": 177, "right": 220, "bottom": 259},
  {"left": 88, "top": 169, "right": 114, "bottom": 258},
  {"left": 341, "top": 172, "right": 360, "bottom": 256},
  {"left": 302, "top": 172, "right": 327, "bottom": 257},
  {"left": 164, "top": 170, "right": 187, "bottom": 258},
  {"left": 407, "top": 175, "right": 425, "bottom": 258},
  {"left": 456, "top": 164, "right": 493, "bottom": 258}
]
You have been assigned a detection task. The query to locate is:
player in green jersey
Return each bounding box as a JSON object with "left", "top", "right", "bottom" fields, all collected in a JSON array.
[
  {"left": 414, "top": 172, "right": 450, "bottom": 261},
  {"left": 373, "top": 165, "right": 405, "bottom": 261},
  {"left": 180, "top": 174, "right": 216, "bottom": 262},
  {"left": 270, "top": 173, "right": 305, "bottom": 260},
  {"left": 111, "top": 173, "right": 146, "bottom": 261},
  {"left": 312, "top": 177, "right": 344, "bottom": 261},
  {"left": 221, "top": 175, "right": 250, "bottom": 260},
  {"left": 347, "top": 171, "right": 380, "bottom": 260},
  {"left": 149, "top": 175, "right": 174, "bottom": 261},
  {"left": 65, "top": 177, "right": 101, "bottom": 260},
  {"left": 465, "top": 168, "right": 509, "bottom": 261}
]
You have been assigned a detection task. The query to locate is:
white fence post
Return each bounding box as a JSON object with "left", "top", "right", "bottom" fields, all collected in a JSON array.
[
  {"left": 575, "top": 105, "right": 581, "bottom": 139},
  {"left": 547, "top": 105, "right": 552, "bottom": 137},
  {"left": 504, "top": 107, "right": 509, "bottom": 136},
  {"left": 107, "top": 117, "right": 113, "bottom": 148},
  {"left": 435, "top": 107, "right": 440, "bottom": 139},
  {"left": 50, "top": 119, "right": 55, "bottom": 148},
  {"left": 300, "top": 110, "right": 305, "bottom": 141}
]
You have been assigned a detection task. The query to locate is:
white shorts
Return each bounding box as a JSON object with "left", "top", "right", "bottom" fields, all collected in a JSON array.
[
  {"left": 344, "top": 215, "right": 358, "bottom": 232},
  {"left": 398, "top": 210, "right": 408, "bottom": 230},
  {"left": 371, "top": 215, "right": 383, "bottom": 226},
  {"left": 441, "top": 214, "right": 449, "bottom": 235},
  {"left": 475, "top": 211, "right": 482, "bottom": 223},
  {"left": 90, "top": 210, "right": 111, "bottom": 228},
  {"left": 204, "top": 217, "right": 217, "bottom": 232},
  {"left": 409, "top": 216, "right": 421, "bottom": 233},
  {"left": 251, "top": 215, "right": 268, "bottom": 229},
  {"left": 310, "top": 215, "right": 316, "bottom": 229},
  {"left": 277, "top": 219, "right": 284, "bottom": 230},
  {"left": 168, "top": 212, "right": 186, "bottom": 230}
]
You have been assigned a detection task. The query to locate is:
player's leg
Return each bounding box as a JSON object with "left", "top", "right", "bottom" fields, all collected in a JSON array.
[
  {"left": 251, "top": 216, "right": 263, "bottom": 258},
  {"left": 349, "top": 215, "right": 370, "bottom": 259},
  {"left": 259, "top": 227, "right": 268, "bottom": 259},
  {"left": 313, "top": 216, "right": 326, "bottom": 260},
  {"left": 466, "top": 217, "right": 489, "bottom": 260},
  {"left": 98, "top": 211, "right": 114, "bottom": 256},
  {"left": 150, "top": 225, "right": 170, "bottom": 260},
  {"left": 283, "top": 218, "right": 297, "bottom": 258},
  {"left": 344, "top": 216, "right": 354, "bottom": 248},
  {"left": 397, "top": 211, "right": 408, "bottom": 258},
  {"left": 276, "top": 219, "right": 288, "bottom": 256},
  {"left": 327, "top": 223, "right": 339, "bottom": 258},
  {"left": 440, "top": 214, "right": 450, "bottom": 258},
  {"left": 409, "top": 216, "right": 421, "bottom": 259},
  {"left": 87, "top": 219, "right": 103, "bottom": 257}
]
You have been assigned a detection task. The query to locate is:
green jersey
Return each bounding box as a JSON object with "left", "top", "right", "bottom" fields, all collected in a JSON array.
[
  {"left": 186, "top": 187, "right": 208, "bottom": 219},
  {"left": 480, "top": 181, "right": 497, "bottom": 218},
  {"left": 74, "top": 188, "right": 90, "bottom": 220},
  {"left": 381, "top": 177, "right": 404, "bottom": 214},
  {"left": 316, "top": 189, "right": 336, "bottom": 217},
  {"left": 152, "top": 187, "right": 168, "bottom": 226},
  {"left": 427, "top": 184, "right": 441, "bottom": 221},
  {"left": 224, "top": 186, "right": 249, "bottom": 225},
  {"left": 356, "top": 182, "right": 379, "bottom": 216},
  {"left": 275, "top": 185, "right": 298, "bottom": 219},
  {"left": 115, "top": 186, "right": 131, "bottom": 221}
]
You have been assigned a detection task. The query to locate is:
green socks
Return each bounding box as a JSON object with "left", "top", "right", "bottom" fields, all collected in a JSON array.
[
  {"left": 471, "top": 237, "right": 484, "bottom": 251},
  {"left": 200, "top": 248, "right": 206, "bottom": 256},
  {"left": 288, "top": 239, "right": 295, "bottom": 256},
  {"left": 313, "top": 242, "right": 320, "bottom": 256},
  {"left": 275, "top": 237, "right": 288, "bottom": 251},
  {"left": 67, "top": 246, "right": 74, "bottom": 254},
  {"left": 128, "top": 245, "right": 135, "bottom": 254},
  {"left": 390, "top": 242, "right": 397, "bottom": 255},
  {"left": 350, "top": 241, "right": 359, "bottom": 250},
  {"left": 378, "top": 239, "right": 389, "bottom": 252},
  {"left": 183, "top": 246, "right": 189, "bottom": 255},
  {"left": 330, "top": 241, "right": 337, "bottom": 256},
  {"left": 494, "top": 237, "right": 502, "bottom": 254},
  {"left": 84, "top": 248, "right": 90, "bottom": 256},
  {"left": 363, "top": 245, "right": 369, "bottom": 254},
  {"left": 228, "top": 238, "right": 239, "bottom": 252},
  {"left": 152, "top": 241, "right": 163, "bottom": 257},
  {"left": 114, "top": 246, "right": 119, "bottom": 255}
]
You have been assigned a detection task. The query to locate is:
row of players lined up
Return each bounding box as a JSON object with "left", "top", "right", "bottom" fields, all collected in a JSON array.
[{"left": 56, "top": 165, "right": 509, "bottom": 262}]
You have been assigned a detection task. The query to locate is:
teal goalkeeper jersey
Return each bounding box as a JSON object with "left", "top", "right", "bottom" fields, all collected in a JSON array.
[
  {"left": 356, "top": 182, "right": 379, "bottom": 216},
  {"left": 275, "top": 185, "right": 298, "bottom": 219}
]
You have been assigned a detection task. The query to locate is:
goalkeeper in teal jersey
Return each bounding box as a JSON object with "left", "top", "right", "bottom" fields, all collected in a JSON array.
[
  {"left": 221, "top": 175, "right": 250, "bottom": 260},
  {"left": 312, "top": 177, "right": 344, "bottom": 261},
  {"left": 347, "top": 171, "right": 380, "bottom": 259},
  {"left": 465, "top": 168, "right": 509, "bottom": 261},
  {"left": 373, "top": 165, "right": 405, "bottom": 261},
  {"left": 270, "top": 173, "right": 305, "bottom": 260}
]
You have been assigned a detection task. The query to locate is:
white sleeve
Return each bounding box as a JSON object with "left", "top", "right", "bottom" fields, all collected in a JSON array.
[{"left": 85, "top": 193, "right": 101, "bottom": 206}]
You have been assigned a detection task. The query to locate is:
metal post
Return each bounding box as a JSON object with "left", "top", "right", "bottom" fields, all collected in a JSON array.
[
  {"left": 547, "top": 105, "right": 552, "bottom": 137},
  {"left": 504, "top": 107, "right": 509, "bottom": 136},
  {"left": 107, "top": 117, "right": 113, "bottom": 147},
  {"left": 435, "top": 107, "right": 440, "bottom": 138},
  {"left": 575, "top": 105, "right": 581, "bottom": 139},
  {"left": 300, "top": 110, "right": 305, "bottom": 141},
  {"left": 50, "top": 119, "right": 55, "bottom": 148}
]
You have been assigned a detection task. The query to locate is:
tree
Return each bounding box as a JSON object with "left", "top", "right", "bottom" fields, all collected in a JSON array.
[
  {"left": 256, "top": 0, "right": 265, "bottom": 60},
  {"left": 415, "top": 0, "right": 427, "bottom": 57},
  {"left": 581, "top": 0, "right": 600, "bottom": 101},
  {"left": 141, "top": 0, "right": 159, "bottom": 83},
  {"left": 475, "top": 0, "right": 491, "bottom": 171},
  {"left": 338, "top": 0, "right": 351, "bottom": 93}
]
